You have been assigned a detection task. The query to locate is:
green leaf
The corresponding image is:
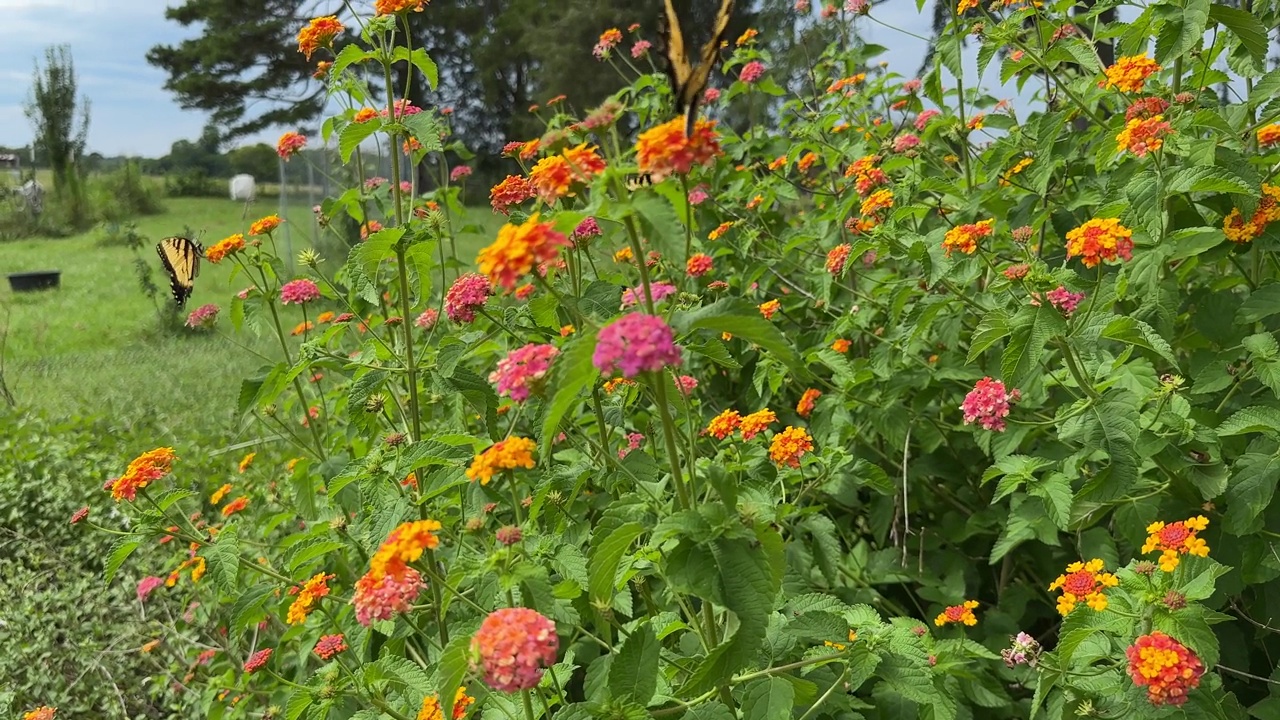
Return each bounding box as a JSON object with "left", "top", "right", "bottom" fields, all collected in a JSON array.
[
  {"left": 1223, "top": 453, "right": 1280, "bottom": 535},
  {"left": 1217, "top": 406, "right": 1280, "bottom": 439},
  {"left": 393, "top": 46, "right": 439, "bottom": 89},
  {"left": 680, "top": 534, "right": 780, "bottom": 695},
  {"left": 438, "top": 635, "right": 472, "bottom": 720},
  {"left": 287, "top": 540, "right": 347, "bottom": 572},
  {"left": 609, "top": 622, "right": 659, "bottom": 704},
  {"left": 103, "top": 537, "right": 141, "bottom": 587},
  {"left": 1002, "top": 305, "right": 1066, "bottom": 388},
  {"left": 231, "top": 583, "right": 277, "bottom": 629},
  {"left": 1209, "top": 4, "right": 1269, "bottom": 63},
  {"left": 589, "top": 522, "right": 645, "bottom": 607},
  {"left": 967, "top": 309, "right": 1010, "bottom": 363},
  {"left": 740, "top": 677, "right": 795, "bottom": 720},
  {"left": 673, "top": 298, "right": 805, "bottom": 377},
  {"left": 1124, "top": 170, "right": 1163, "bottom": 239},
  {"left": 1100, "top": 316, "right": 1180, "bottom": 369},
  {"left": 539, "top": 328, "right": 600, "bottom": 453},
  {"left": 331, "top": 44, "right": 373, "bottom": 78},
  {"left": 208, "top": 525, "right": 240, "bottom": 591},
  {"left": 1166, "top": 165, "right": 1255, "bottom": 195},
  {"left": 1153, "top": 606, "right": 1220, "bottom": 666},
  {"left": 1237, "top": 284, "right": 1280, "bottom": 323},
  {"left": 1073, "top": 397, "right": 1141, "bottom": 502},
  {"left": 339, "top": 118, "right": 382, "bottom": 163},
  {"left": 1154, "top": 0, "right": 1209, "bottom": 64}
]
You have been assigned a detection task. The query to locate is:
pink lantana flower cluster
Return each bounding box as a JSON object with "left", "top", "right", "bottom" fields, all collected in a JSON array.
[
  {"left": 445, "top": 273, "right": 493, "bottom": 323},
  {"left": 470, "top": 607, "right": 559, "bottom": 693},
  {"left": 621, "top": 282, "right": 678, "bottom": 308},
  {"left": 961, "top": 377, "right": 1021, "bottom": 432},
  {"left": 489, "top": 343, "right": 560, "bottom": 402},
  {"left": 280, "top": 279, "right": 321, "bottom": 305},
  {"left": 592, "top": 313, "right": 683, "bottom": 377}
]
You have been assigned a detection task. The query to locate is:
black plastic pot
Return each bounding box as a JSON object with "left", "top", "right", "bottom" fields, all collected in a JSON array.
[{"left": 7, "top": 270, "right": 61, "bottom": 292}]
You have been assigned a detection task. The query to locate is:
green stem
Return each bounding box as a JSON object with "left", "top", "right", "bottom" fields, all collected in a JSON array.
[
  {"left": 1058, "top": 338, "right": 1100, "bottom": 400},
  {"left": 395, "top": 246, "right": 423, "bottom": 443},
  {"left": 650, "top": 375, "right": 692, "bottom": 510},
  {"left": 423, "top": 547, "right": 449, "bottom": 647}
]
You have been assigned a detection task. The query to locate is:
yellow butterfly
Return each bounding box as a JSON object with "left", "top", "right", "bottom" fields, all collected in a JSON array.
[{"left": 156, "top": 236, "right": 204, "bottom": 307}]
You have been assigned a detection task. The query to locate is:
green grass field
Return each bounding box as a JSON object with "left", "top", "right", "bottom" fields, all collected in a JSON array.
[{"left": 0, "top": 195, "right": 500, "bottom": 431}]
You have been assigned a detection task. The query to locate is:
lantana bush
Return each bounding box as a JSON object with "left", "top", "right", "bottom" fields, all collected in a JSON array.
[{"left": 47, "top": 0, "right": 1280, "bottom": 718}]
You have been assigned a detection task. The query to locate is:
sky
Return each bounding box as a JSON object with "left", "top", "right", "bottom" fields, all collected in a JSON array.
[{"left": 0, "top": 0, "right": 1018, "bottom": 159}]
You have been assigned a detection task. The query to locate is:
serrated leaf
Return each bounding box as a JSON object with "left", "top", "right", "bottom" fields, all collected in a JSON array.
[
  {"left": 589, "top": 522, "right": 645, "bottom": 607},
  {"left": 1209, "top": 4, "right": 1268, "bottom": 63},
  {"left": 438, "top": 635, "right": 471, "bottom": 720},
  {"left": 1002, "top": 305, "right": 1066, "bottom": 387},
  {"left": 673, "top": 299, "right": 805, "bottom": 377},
  {"left": 967, "top": 309, "right": 1010, "bottom": 363},
  {"left": 288, "top": 540, "right": 347, "bottom": 572},
  {"left": 741, "top": 677, "right": 794, "bottom": 720},
  {"left": 339, "top": 118, "right": 382, "bottom": 162},
  {"left": 1100, "top": 316, "right": 1180, "bottom": 369},
  {"left": 539, "top": 329, "right": 599, "bottom": 453},
  {"left": 231, "top": 583, "right": 277, "bottom": 629},
  {"left": 1167, "top": 165, "right": 1254, "bottom": 195},
  {"left": 1125, "top": 170, "right": 1163, "bottom": 239},
  {"left": 1217, "top": 406, "right": 1280, "bottom": 438},
  {"left": 609, "top": 622, "right": 659, "bottom": 704},
  {"left": 1223, "top": 453, "right": 1280, "bottom": 535},
  {"left": 208, "top": 525, "right": 240, "bottom": 591},
  {"left": 1237, "top": 284, "right": 1280, "bottom": 323},
  {"left": 1154, "top": 0, "right": 1209, "bottom": 64},
  {"left": 104, "top": 537, "right": 141, "bottom": 587}
]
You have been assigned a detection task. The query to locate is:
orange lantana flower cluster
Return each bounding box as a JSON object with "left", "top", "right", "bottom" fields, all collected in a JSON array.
[
  {"left": 998, "top": 157, "right": 1033, "bottom": 186},
  {"left": 796, "top": 388, "right": 822, "bottom": 418},
  {"left": 465, "top": 437, "right": 537, "bottom": 484},
  {"left": 205, "top": 234, "right": 246, "bottom": 264},
  {"left": 477, "top": 214, "right": 570, "bottom": 290},
  {"left": 769, "top": 426, "right": 814, "bottom": 468},
  {"left": 286, "top": 572, "right": 335, "bottom": 625},
  {"left": 844, "top": 155, "right": 888, "bottom": 196},
  {"left": 1259, "top": 123, "right": 1280, "bottom": 148},
  {"left": 706, "top": 408, "right": 777, "bottom": 441},
  {"left": 375, "top": 0, "right": 427, "bottom": 15},
  {"left": 297, "top": 16, "right": 343, "bottom": 60},
  {"left": 1142, "top": 516, "right": 1210, "bottom": 572},
  {"left": 528, "top": 144, "right": 606, "bottom": 204},
  {"left": 708, "top": 221, "right": 734, "bottom": 240},
  {"left": 934, "top": 600, "right": 979, "bottom": 627},
  {"left": 859, "top": 188, "right": 894, "bottom": 217},
  {"left": 110, "top": 447, "right": 177, "bottom": 502},
  {"left": 249, "top": 215, "right": 282, "bottom": 236},
  {"left": 371, "top": 520, "right": 442, "bottom": 576},
  {"left": 1116, "top": 115, "right": 1172, "bottom": 157},
  {"left": 942, "top": 218, "right": 995, "bottom": 256},
  {"left": 418, "top": 687, "right": 475, "bottom": 720},
  {"left": 1223, "top": 184, "right": 1280, "bottom": 243},
  {"left": 1065, "top": 218, "right": 1134, "bottom": 268},
  {"left": 489, "top": 175, "right": 535, "bottom": 215},
  {"left": 1103, "top": 55, "right": 1161, "bottom": 93},
  {"left": 635, "top": 118, "right": 722, "bottom": 183},
  {"left": 759, "top": 299, "right": 781, "bottom": 319},
  {"left": 1126, "top": 632, "right": 1205, "bottom": 706},
  {"left": 1048, "top": 559, "right": 1119, "bottom": 615}
]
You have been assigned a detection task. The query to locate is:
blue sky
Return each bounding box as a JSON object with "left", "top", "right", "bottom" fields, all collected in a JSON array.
[{"left": 0, "top": 0, "right": 1017, "bottom": 159}]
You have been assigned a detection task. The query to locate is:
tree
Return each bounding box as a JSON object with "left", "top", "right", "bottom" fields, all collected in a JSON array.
[
  {"left": 146, "top": 0, "right": 333, "bottom": 139},
  {"left": 24, "top": 44, "right": 90, "bottom": 197},
  {"left": 228, "top": 143, "right": 280, "bottom": 179}
]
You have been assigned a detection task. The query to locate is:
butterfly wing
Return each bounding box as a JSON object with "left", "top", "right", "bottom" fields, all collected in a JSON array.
[
  {"left": 156, "top": 236, "right": 203, "bottom": 308},
  {"left": 660, "top": 0, "right": 737, "bottom": 137}
]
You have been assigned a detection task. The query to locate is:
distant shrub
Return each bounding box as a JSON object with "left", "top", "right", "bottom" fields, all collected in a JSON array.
[
  {"left": 164, "top": 169, "right": 223, "bottom": 198},
  {"left": 87, "top": 162, "right": 164, "bottom": 222}
]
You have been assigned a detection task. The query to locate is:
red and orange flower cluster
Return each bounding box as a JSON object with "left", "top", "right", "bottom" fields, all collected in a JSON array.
[
  {"left": 844, "top": 155, "right": 888, "bottom": 196},
  {"left": 1116, "top": 114, "right": 1172, "bottom": 157},
  {"left": 769, "top": 426, "right": 814, "bottom": 468},
  {"left": 1126, "top": 632, "right": 1205, "bottom": 706},
  {"left": 352, "top": 520, "right": 440, "bottom": 626},
  {"left": 1065, "top": 218, "right": 1134, "bottom": 268},
  {"left": 418, "top": 687, "right": 476, "bottom": 720},
  {"left": 1048, "top": 559, "right": 1119, "bottom": 615},
  {"left": 476, "top": 214, "right": 570, "bottom": 290},
  {"left": 109, "top": 447, "right": 177, "bottom": 502},
  {"left": 706, "top": 408, "right": 778, "bottom": 441},
  {"left": 1223, "top": 184, "right": 1280, "bottom": 244},
  {"left": 470, "top": 607, "right": 559, "bottom": 693},
  {"left": 1102, "top": 55, "right": 1161, "bottom": 93},
  {"left": 635, "top": 118, "right": 722, "bottom": 183},
  {"left": 528, "top": 144, "right": 606, "bottom": 204},
  {"left": 297, "top": 16, "right": 343, "bottom": 60},
  {"left": 796, "top": 388, "right": 822, "bottom": 418},
  {"left": 466, "top": 437, "right": 537, "bottom": 484},
  {"left": 1142, "top": 516, "right": 1210, "bottom": 572},
  {"left": 286, "top": 572, "right": 335, "bottom": 625},
  {"left": 942, "top": 218, "right": 995, "bottom": 256},
  {"left": 934, "top": 600, "right": 979, "bottom": 627}
]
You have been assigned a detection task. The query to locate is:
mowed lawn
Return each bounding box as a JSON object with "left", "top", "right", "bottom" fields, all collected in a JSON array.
[{"left": 0, "top": 196, "right": 502, "bottom": 431}]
